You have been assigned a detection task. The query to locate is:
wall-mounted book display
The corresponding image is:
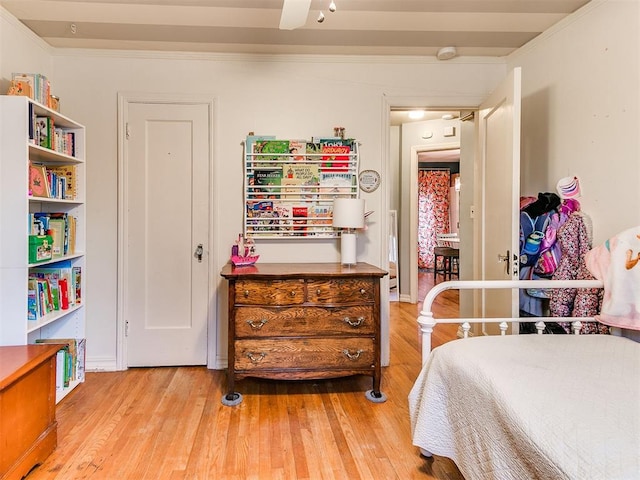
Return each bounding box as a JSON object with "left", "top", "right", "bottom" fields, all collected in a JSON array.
[{"left": 244, "top": 135, "right": 360, "bottom": 238}]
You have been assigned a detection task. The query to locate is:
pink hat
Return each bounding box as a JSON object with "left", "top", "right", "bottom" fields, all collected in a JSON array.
[{"left": 556, "top": 176, "right": 581, "bottom": 199}]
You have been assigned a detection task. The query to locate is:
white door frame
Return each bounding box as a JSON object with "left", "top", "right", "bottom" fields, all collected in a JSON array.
[
  {"left": 409, "top": 142, "right": 460, "bottom": 304},
  {"left": 382, "top": 95, "right": 484, "bottom": 306},
  {"left": 116, "top": 92, "right": 218, "bottom": 370}
]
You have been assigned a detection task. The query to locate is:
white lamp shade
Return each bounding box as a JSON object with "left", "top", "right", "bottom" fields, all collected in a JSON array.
[{"left": 332, "top": 198, "right": 365, "bottom": 229}]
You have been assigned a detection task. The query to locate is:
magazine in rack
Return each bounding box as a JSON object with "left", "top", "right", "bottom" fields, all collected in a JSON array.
[{"left": 244, "top": 136, "right": 359, "bottom": 238}]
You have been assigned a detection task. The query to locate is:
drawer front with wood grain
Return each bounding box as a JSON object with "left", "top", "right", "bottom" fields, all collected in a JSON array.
[
  {"left": 234, "top": 279, "right": 305, "bottom": 305},
  {"left": 234, "top": 337, "right": 375, "bottom": 371},
  {"left": 234, "top": 305, "right": 375, "bottom": 337},
  {"left": 307, "top": 278, "right": 376, "bottom": 304}
]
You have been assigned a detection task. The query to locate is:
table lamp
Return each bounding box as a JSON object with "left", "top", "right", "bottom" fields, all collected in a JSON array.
[{"left": 332, "top": 198, "right": 365, "bottom": 265}]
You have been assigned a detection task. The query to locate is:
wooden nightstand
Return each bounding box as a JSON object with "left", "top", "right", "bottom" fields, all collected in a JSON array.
[{"left": 220, "top": 262, "right": 388, "bottom": 405}]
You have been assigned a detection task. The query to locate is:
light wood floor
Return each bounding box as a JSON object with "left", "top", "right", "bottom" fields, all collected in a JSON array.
[{"left": 26, "top": 273, "right": 463, "bottom": 480}]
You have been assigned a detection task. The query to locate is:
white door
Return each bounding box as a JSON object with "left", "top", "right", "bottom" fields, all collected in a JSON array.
[
  {"left": 124, "top": 101, "right": 210, "bottom": 366},
  {"left": 478, "top": 67, "right": 522, "bottom": 320}
]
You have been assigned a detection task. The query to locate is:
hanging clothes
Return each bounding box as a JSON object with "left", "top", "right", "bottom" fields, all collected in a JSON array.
[{"left": 549, "top": 212, "right": 608, "bottom": 334}]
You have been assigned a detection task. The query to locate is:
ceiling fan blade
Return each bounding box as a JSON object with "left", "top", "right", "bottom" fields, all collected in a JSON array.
[{"left": 279, "top": 0, "right": 312, "bottom": 30}]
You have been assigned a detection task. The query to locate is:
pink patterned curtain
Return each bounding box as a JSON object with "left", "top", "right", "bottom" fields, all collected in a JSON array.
[{"left": 418, "top": 170, "right": 451, "bottom": 269}]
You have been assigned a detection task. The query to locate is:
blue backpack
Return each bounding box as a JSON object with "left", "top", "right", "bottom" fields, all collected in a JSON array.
[{"left": 519, "top": 211, "right": 550, "bottom": 266}]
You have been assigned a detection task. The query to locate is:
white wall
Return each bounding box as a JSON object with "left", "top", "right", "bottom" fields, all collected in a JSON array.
[
  {"left": 1, "top": 7, "right": 507, "bottom": 367},
  {"left": 509, "top": 0, "right": 640, "bottom": 244},
  {"left": 0, "top": 10, "right": 54, "bottom": 91}
]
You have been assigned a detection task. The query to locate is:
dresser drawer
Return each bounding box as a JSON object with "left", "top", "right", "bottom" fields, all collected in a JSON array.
[
  {"left": 235, "top": 337, "right": 375, "bottom": 371},
  {"left": 234, "top": 279, "right": 305, "bottom": 305},
  {"left": 234, "top": 305, "right": 375, "bottom": 337},
  {"left": 307, "top": 278, "right": 375, "bottom": 304}
]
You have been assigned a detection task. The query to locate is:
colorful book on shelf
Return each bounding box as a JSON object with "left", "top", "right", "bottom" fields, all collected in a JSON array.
[
  {"left": 253, "top": 139, "right": 290, "bottom": 155},
  {"left": 27, "top": 279, "right": 38, "bottom": 321},
  {"left": 36, "top": 116, "right": 54, "bottom": 150},
  {"left": 246, "top": 201, "right": 281, "bottom": 232},
  {"left": 48, "top": 218, "right": 66, "bottom": 258},
  {"left": 49, "top": 212, "right": 70, "bottom": 255},
  {"left": 53, "top": 129, "right": 76, "bottom": 157},
  {"left": 253, "top": 167, "right": 283, "bottom": 199},
  {"left": 31, "top": 270, "right": 61, "bottom": 311},
  {"left": 31, "top": 260, "right": 77, "bottom": 308},
  {"left": 245, "top": 135, "right": 275, "bottom": 156},
  {"left": 305, "top": 142, "right": 323, "bottom": 158},
  {"left": 12, "top": 73, "right": 50, "bottom": 105},
  {"left": 32, "top": 212, "right": 75, "bottom": 255},
  {"left": 73, "top": 266, "right": 82, "bottom": 305},
  {"left": 319, "top": 172, "right": 354, "bottom": 198},
  {"left": 67, "top": 215, "right": 77, "bottom": 255},
  {"left": 288, "top": 140, "right": 307, "bottom": 161},
  {"left": 281, "top": 163, "right": 319, "bottom": 199},
  {"left": 47, "top": 165, "right": 77, "bottom": 200},
  {"left": 29, "top": 163, "right": 50, "bottom": 198},
  {"left": 35, "top": 338, "right": 85, "bottom": 386},
  {"left": 273, "top": 202, "right": 293, "bottom": 231},
  {"left": 76, "top": 338, "right": 86, "bottom": 382},
  {"left": 11, "top": 73, "right": 36, "bottom": 100},
  {"left": 321, "top": 145, "right": 351, "bottom": 172},
  {"left": 312, "top": 137, "right": 355, "bottom": 147},
  {"left": 308, "top": 204, "right": 333, "bottom": 229},
  {"left": 292, "top": 205, "right": 308, "bottom": 232}
]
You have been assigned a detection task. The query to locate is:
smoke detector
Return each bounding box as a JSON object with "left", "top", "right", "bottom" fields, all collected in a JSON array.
[{"left": 436, "top": 46, "right": 457, "bottom": 61}]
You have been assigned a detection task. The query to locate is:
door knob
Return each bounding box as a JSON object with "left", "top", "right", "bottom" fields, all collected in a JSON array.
[{"left": 194, "top": 244, "right": 204, "bottom": 263}]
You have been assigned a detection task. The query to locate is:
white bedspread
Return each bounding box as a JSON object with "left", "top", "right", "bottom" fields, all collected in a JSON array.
[{"left": 409, "top": 335, "right": 640, "bottom": 480}]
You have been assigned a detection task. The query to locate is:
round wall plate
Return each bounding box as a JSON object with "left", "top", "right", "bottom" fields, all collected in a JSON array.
[{"left": 359, "top": 169, "right": 381, "bottom": 193}]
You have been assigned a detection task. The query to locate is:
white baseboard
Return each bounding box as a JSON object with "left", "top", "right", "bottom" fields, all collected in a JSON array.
[
  {"left": 86, "top": 357, "right": 118, "bottom": 372},
  {"left": 399, "top": 293, "right": 412, "bottom": 303}
]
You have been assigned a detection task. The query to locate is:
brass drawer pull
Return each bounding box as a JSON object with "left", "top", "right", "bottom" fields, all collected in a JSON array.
[
  {"left": 246, "top": 352, "right": 266, "bottom": 363},
  {"left": 244, "top": 290, "right": 250, "bottom": 298},
  {"left": 342, "top": 349, "right": 364, "bottom": 360},
  {"left": 343, "top": 316, "right": 364, "bottom": 327},
  {"left": 290, "top": 290, "right": 297, "bottom": 297},
  {"left": 360, "top": 288, "right": 366, "bottom": 295},
  {"left": 246, "top": 319, "right": 268, "bottom": 330},
  {"left": 316, "top": 289, "right": 322, "bottom": 295}
]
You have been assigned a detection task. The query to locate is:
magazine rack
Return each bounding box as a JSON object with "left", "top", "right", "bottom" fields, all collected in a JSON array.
[{"left": 243, "top": 136, "right": 360, "bottom": 238}]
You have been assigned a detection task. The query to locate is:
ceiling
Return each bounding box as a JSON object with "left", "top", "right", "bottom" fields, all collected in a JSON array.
[{"left": 1, "top": 0, "right": 591, "bottom": 56}]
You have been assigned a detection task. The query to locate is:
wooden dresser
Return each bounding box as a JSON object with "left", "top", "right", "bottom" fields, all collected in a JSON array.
[
  {"left": 220, "top": 262, "right": 387, "bottom": 405},
  {"left": 0, "top": 344, "right": 61, "bottom": 480}
]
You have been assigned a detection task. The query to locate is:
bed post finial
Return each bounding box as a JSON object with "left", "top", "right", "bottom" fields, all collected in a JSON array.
[
  {"left": 417, "top": 312, "right": 436, "bottom": 365},
  {"left": 571, "top": 320, "right": 582, "bottom": 334}
]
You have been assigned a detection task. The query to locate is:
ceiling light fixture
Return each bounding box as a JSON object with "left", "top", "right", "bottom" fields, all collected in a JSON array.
[
  {"left": 436, "top": 46, "right": 457, "bottom": 61},
  {"left": 441, "top": 113, "right": 454, "bottom": 120},
  {"left": 317, "top": 1, "right": 336, "bottom": 24},
  {"left": 409, "top": 110, "right": 425, "bottom": 120}
]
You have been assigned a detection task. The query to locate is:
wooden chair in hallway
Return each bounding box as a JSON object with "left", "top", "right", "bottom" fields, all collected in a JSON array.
[{"left": 433, "top": 234, "right": 459, "bottom": 283}]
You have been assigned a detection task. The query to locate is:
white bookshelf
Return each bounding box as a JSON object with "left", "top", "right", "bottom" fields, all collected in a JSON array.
[{"left": 0, "top": 95, "right": 86, "bottom": 401}]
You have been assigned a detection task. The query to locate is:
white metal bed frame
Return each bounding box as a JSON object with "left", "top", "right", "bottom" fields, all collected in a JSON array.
[{"left": 417, "top": 279, "right": 604, "bottom": 363}]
